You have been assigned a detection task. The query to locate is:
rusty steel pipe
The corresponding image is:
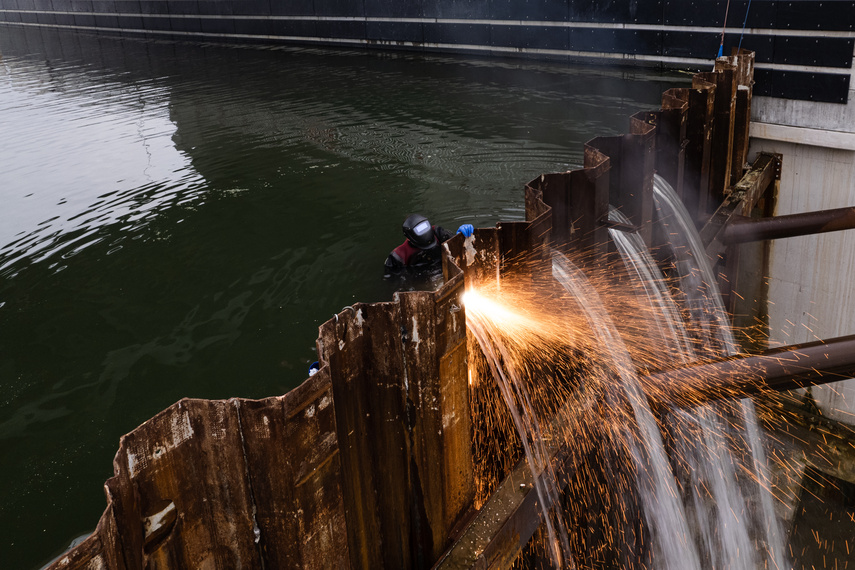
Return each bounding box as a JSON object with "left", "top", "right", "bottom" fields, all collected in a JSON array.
[
  {"left": 721, "top": 207, "right": 855, "bottom": 244},
  {"left": 648, "top": 334, "right": 855, "bottom": 405}
]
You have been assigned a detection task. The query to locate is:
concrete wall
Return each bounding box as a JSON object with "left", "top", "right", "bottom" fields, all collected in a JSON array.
[{"left": 748, "top": 52, "right": 855, "bottom": 424}]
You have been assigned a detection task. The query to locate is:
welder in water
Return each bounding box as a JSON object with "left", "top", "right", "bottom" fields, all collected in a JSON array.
[{"left": 384, "top": 213, "right": 474, "bottom": 282}]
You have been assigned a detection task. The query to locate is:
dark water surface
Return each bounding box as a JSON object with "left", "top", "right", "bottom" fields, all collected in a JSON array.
[{"left": 0, "top": 25, "right": 685, "bottom": 568}]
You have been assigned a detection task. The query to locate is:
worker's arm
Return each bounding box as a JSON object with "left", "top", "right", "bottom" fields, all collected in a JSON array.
[{"left": 384, "top": 251, "right": 405, "bottom": 277}]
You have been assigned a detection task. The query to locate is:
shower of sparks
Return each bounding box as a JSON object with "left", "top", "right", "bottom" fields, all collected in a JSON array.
[{"left": 460, "top": 243, "right": 849, "bottom": 570}]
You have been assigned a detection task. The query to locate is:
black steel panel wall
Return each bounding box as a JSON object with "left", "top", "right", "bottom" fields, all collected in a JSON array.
[
  {"left": 756, "top": 68, "right": 851, "bottom": 103},
  {"left": 0, "top": 0, "right": 852, "bottom": 103}
]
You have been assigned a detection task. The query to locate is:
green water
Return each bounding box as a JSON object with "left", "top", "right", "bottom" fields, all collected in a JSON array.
[{"left": 0, "top": 25, "right": 685, "bottom": 568}]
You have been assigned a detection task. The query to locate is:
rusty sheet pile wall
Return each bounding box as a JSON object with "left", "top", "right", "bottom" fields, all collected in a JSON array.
[
  {"left": 51, "top": 264, "right": 476, "bottom": 570},
  {"left": 52, "top": 373, "right": 349, "bottom": 569},
  {"left": 48, "top": 49, "right": 815, "bottom": 570}
]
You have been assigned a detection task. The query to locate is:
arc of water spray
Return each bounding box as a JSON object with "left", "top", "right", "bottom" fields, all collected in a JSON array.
[
  {"left": 653, "top": 174, "right": 787, "bottom": 570},
  {"left": 551, "top": 251, "right": 702, "bottom": 570},
  {"left": 466, "top": 312, "right": 575, "bottom": 568}
]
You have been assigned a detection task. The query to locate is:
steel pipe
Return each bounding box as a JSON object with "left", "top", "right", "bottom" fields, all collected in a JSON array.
[
  {"left": 721, "top": 207, "right": 855, "bottom": 244},
  {"left": 648, "top": 333, "right": 855, "bottom": 405}
]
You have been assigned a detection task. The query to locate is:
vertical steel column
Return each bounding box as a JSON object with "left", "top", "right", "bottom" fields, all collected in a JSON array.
[
  {"left": 587, "top": 117, "right": 655, "bottom": 249},
  {"left": 656, "top": 88, "right": 689, "bottom": 200},
  {"left": 699, "top": 59, "right": 738, "bottom": 204},
  {"left": 680, "top": 77, "right": 715, "bottom": 223},
  {"left": 729, "top": 49, "right": 755, "bottom": 185}
]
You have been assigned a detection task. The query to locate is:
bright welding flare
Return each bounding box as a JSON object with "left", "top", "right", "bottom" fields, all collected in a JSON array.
[
  {"left": 462, "top": 286, "right": 582, "bottom": 349},
  {"left": 462, "top": 289, "right": 535, "bottom": 329}
]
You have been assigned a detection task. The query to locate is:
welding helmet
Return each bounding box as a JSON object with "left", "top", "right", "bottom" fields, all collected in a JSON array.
[{"left": 402, "top": 214, "right": 437, "bottom": 249}]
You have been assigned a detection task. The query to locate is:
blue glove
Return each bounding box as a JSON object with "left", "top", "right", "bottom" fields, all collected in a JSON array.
[{"left": 456, "top": 224, "right": 474, "bottom": 238}]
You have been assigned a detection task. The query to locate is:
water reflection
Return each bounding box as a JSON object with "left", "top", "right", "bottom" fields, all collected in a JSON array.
[
  {"left": 0, "top": 65, "right": 197, "bottom": 273},
  {"left": 0, "top": 25, "right": 684, "bottom": 568}
]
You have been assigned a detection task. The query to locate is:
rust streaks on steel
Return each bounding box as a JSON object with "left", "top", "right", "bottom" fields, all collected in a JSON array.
[
  {"left": 681, "top": 76, "right": 716, "bottom": 222},
  {"left": 47, "top": 373, "right": 349, "bottom": 570},
  {"left": 320, "top": 301, "right": 412, "bottom": 569},
  {"left": 585, "top": 114, "right": 656, "bottom": 247},
  {"left": 699, "top": 58, "right": 738, "bottom": 204},
  {"left": 699, "top": 151, "right": 781, "bottom": 258},
  {"left": 430, "top": 455, "right": 538, "bottom": 570},
  {"left": 46, "top": 257, "right": 472, "bottom": 570},
  {"left": 727, "top": 49, "right": 755, "bottom": 188},
  {"left": 318, "top": 260, "right": 473, "bottom": 570},
  {"left": 524, "top": 146, "right": 610, "bottom": 254},
  {"left": 650, "top": 88, "right": 689, "bottom": 200},
  {"left": 431, "top": 404, "right": 578, "bottom": 570},
  {"left": 721, "top": 207, "right": 855, "bottom": 243},
  {"left": 431, "top": 453, "right": 575, "bottom": 570}
]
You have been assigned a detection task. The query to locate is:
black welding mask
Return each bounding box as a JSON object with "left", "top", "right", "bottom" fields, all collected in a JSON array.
[{"left": 402, "top": 214, "right": 437, "bottom": 249}]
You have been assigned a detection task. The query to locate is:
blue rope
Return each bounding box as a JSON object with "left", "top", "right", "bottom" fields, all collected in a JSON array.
[
  {"left": 738, "top": 0, "right": 753, "bottom": 50},
  {"left": 717, "top": 0, "right": 732, "bottom": 59}
]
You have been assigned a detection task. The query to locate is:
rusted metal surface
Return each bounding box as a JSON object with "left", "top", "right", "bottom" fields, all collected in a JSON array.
[
  {"left": 316, "top": 265, "right": 472, "bottom": 569},
  {"left": 398, "top": 285, "right": 473, "bottom": 564},
  {"left": 728, "top": 49, "right": 755, "bottom": 186},
  {"left": 49, "top": 496, "right": 125, "bottom": 569},
  {"left": 699, "top": 59, "right": 738, "bottom": 203},
  {"left": 627, "top": 113, "right": 657, "bottom": 247},
  {"left": 433, "top": 446, "right": 580, "bottom": 570},
  {"left": 586, "top": 114, "right": 656, "bottom": 247},
  {"left": 433, "top": 332, "right": 855, "bottom": 570},
  {"left": 721, "top": 207, "right": 855, "bottom": 243},
  {"left": 48, "top": 270, "right": 470, "bottom": 570},
  {"left": 431, "top": 453, "right": 539, "bottom": 570},
  {"left": 50, "top": 371, "right": 349, "bottom": 570},
  {"left": 432, "top": 393, "right": 581, "bottom": 570},
  {"left": 524, "top": 146, "right": 610, "bottom": 255},
  {"left": 699, "top": 151, "right": 781, "bottom": 258},
  {"left": 696, "top": 151, "right": 779, "bottom": 310},
  {"left": 653, "top": 89, "right": 689, "bottom": 200},
  {"left": 523, "top": 183, "right": 553, "bottom": 253},
  {"left": 321, "top": 302, "right": 412, "bottom": 568},
  {"left": 239, "top": 373, "right": 348, "bottom": 569},
  {"left": 682, "top": 76, "right": 716, "bottom": 222},
  {"left": 711, "top": 50, "right": 756, "bottom": 313},
  {"left": 108, "top": 400, "right": 256, "bottom": 569},
  {"left": 429, "top": 55, "right": 764, "bottom": 570}
]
